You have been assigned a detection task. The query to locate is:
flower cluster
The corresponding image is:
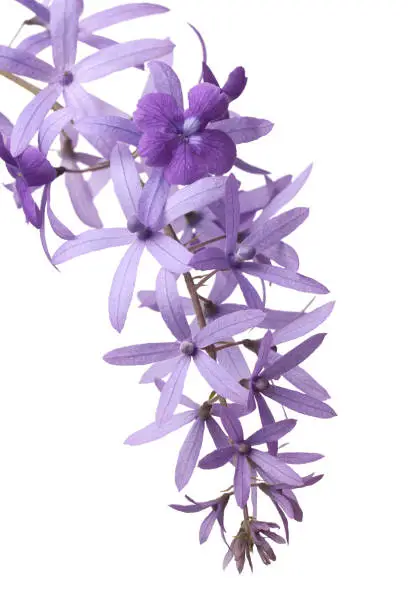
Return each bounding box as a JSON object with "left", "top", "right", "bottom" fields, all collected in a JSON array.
[{"left": 0, "top": 0, "right": 335, "bottom": 573}]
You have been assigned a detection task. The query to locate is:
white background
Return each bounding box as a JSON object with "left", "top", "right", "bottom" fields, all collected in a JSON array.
[{"left": 0, "top": 0, "right": 407, "bottom": 610}]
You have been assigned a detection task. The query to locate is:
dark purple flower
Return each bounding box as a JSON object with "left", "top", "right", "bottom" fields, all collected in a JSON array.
[
  {"left": 104, "top": 269, "right": 265, "bottom": 422},
  {"left": 170, "top": 493, "right": 230, "bottom": 544},
  {"left": 223, "top": 519, "right": 285, "bottom": 572},
  {"left": 199, "top": 415, "right": 303, "bottom": 507}
]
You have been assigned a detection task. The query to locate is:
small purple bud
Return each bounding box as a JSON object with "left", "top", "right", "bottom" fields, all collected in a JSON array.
[
  {"left": 61, "top": 71, "right": 74, "bottom": 87},
  {"left": 223, "top": 67, "right": 247, "bottom": 100},
  {"left": 253, "top": 376, "right": 270, "bottom": 392},
  {"left": 180, "top": 341, "right": 196, "bottom": 356}
]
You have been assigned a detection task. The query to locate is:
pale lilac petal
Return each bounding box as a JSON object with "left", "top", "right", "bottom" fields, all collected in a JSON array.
[
  {"left": 253, "top": 164, "right": 313, "bottom": 229},
  {"left": 15, "top": 178, "right": 41, "bottom": 227},
  {"left": 199, "top": 510, "right": 217, "bottom": 544},
  {"left": 0, "top": 45, "right": 56, "bottom": 82},
  {"left": 250, "top": 449, "right": 303, "bottom": 486},
  {"left": 74, "top": 39, "right": 174, "bottom": 83},
  {"left": 17, "top": 31, "right": 52, "bottom": 55},
  {"left": 125, "top": 411, "right": 195, "bottom": 445},
  {"left": 76, "top": 116, "right": 140, "bottom": 152},
  {"left": 244, "top": 207, "right": 309, "bottom": 252},
  {"left": 175, "top": 419, "right": 205, "bottom": 490},
  {"left": 224, "top": 173, "right": 240, "bottom": 253},
  {"left": 155, "top": 269, "right": 190, "bottom": 341},
  {"left": 163, "top": 176, "right": 227, "bottom": 225},
  {"left": 148, "top": 61, "right": 183, "bottom": 109},
  {"left": 190, "top": 247, "right": 228, "bottom": 271},
  {"left": 187, "top": 83, "right": 228, "bottom": 125},
  {"left": 260, "top": 308, "right": 301, "bottom": 330},
  {"left": 195, "top": 309, "right": 265, "bottom": 348},
  {"left": 156, "top": 356, "right": 190, "bottom": 424},
  {"left": 263, "top": 241, "right": 299, "bottom": 271},
  {"left": 104, "top": 342, "right": 180, "bottom": 366},
  {"left": 65, "top": 172, "right": 103, "bottom": 229},
  {"left": 11, "top": 83, "right": 62, "bottom": 156},
  {"left": 194, "top": 350, "right": 248, "bottom": 404},
  {"left": 47, "top": 197, "right": 75, "bottom": 239},
  {"left": 15, "top": 0, "right": 50, "bottom": 23},
  {"left": 217, "top": 345, "right": 251, "bottom": 381},
  {"left": 208, "top": 271, "right": 237, "bottom": 304},
  {"left": 38, "top": 107, "right": 73, "bottom": 154},
  {"left": 234, "top": 157, "right": 270, "bottom": 175},
  {"left": 189, "top": 129, "right": 236, "bottom": 175},
  {"left": 50, "top": 0, "right": 79, "bottom": 71},
  {"left": 202, "top": 62, "right": 219, "bottom": 87},
  {"left": 253, "top": 330, "right": 274, "bottom": 376},
  {"left": 274, "top": 301, "right": 335, "bottom": 345},
  {"left": 235, "top": 271, "right": 264, "bottom": 308},
  {"left": 265, "top": 386, "right": 336, "bottom": 419},
  {"left": 242, "top": 262, "right": 329, "bottom": 294},
  {"left": 220, "top": 411, "right": 243, "bottom": 441},
  {"left": 77, "top": 31, "right": 117, "bottom": 50},
  {"left": 138, "top": 168, "right": 169, "bottom": 228},
  {"left": 206, "top": 417, "right": 229, "bottom": 449},
  {"left": 109, "top": 240, "right": 144, "bottom": 332},
  {"left": 139, "top": 357, "right": 179, "bottom": 384},
  {"left": 263, "top": 334, "right": 326, "bottom": 380},
  {"left": 0, "top": 113, "right": 13, "bottom": 138},
  {"left": 277, "top": 452, "right": 323, "bottom": 464},
  {"left": 256, "top": 392, "right": 278, "bottom": 455},
  {"left": 155, "top": 378, "right": 199, "bottom": 410},
  {"left": 246, "top": 420, "right": 297, "bottom": 446},
  {"left": 234, "top": 454, "right": 251, "bottom": 508},
  {"left": 283, "top": 365, "right": 330, "bottom": 401},
  {"left": 199, "top": 446, "right": 234, "bottom": 469},
  {"left": 211, "top": 117, "right": 273, "bottom": 144},
  {"left": 146, "top": 233, "right": 191, "bottom": 273},
  {"left": 80, "top": 4, "right": 169, "bottom": 33},
  {"left": 110, "top": 144, "right": 142, "bottom": 221},
  {"left": 52, "top": 228, "right": 133, "bottom": 264},
  {"left": 138, "top": 291, "right": 195, "bottom": 316}
]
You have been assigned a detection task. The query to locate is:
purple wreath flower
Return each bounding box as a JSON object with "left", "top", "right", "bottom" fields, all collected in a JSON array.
[
  {"left": 191, "top": 174, "right": 328, "bottom": 308},
  {"left": 244, "top": 330, "right": 336, "bottom": 418},
  {"left": 0, "top": 112, "right": 56, "bottom": 227},
  {"left": 133, "top": 61, "right": 273, "bottom": 185},
  {"left": 52, "top": 146, "right": 230, "bottom": 331},
  {"left": 0, "top": 0, "right": 173, "bottom": 155},
  {"left": 199, "top": 415, "right": 303, "bottom": 508},
  {"left": 170, "top": 493, "right": 230, "bottom": 545},
  {"left": 104, "top": 269, "right": 265, "bottom": 422}
]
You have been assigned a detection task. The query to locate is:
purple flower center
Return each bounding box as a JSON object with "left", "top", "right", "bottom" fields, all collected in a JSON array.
[
  {"left": 236, "top": 245, "right": 256, "bottom": 262},
  {"left": 127, "top": 216, "right": 152, "bottom": 240},
  {"left": 237, "top": 443, "right": 250, "bottom": 455},
  {"left": 198, "top": 402, "right": 212, "bottom": 421},
  {"left": 253, "top": 376, "right": 270, "bottom": 392},
  {"left": 61, "top": 71, "right": 74, "bottom": 86},
  {"left": 182, "top": 116, "right": 201, "bottom": 137},
  {"left": 180, "top": 341, "right": 196, "bottom": 356}
]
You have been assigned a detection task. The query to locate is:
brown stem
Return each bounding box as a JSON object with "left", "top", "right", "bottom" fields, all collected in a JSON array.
[
  {"left": 195, "top": 270, "right": 218, "bottom": 290},
  {"left": 190, "top": 234, "right": 226, "bottom": 253},
  {"left": 214, "top": 340, "right": 246, "bottom": 352}
]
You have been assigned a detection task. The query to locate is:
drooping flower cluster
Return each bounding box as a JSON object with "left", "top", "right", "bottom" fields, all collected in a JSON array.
[{"left": 0, "top": 0, "right": 335, "bottom": 573}]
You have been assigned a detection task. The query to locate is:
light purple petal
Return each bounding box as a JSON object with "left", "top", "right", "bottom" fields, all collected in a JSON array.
[
  {"left": 38, "top": 107, "right": 73, "bottom": 154},
  {"left": 246, "top": 420, "right": 297, "bottom": 446},
  {"left": 187, "top": 83, "right": 228, "bottom": 125},
  {"left": 155, "top": 269, "right": 190, "bottom": 341},
  {"left": 253, "top": 330, "right": 274, "bottom": 377},
  {"left": 224, "top": 173, "right": 240, "bottom": 253},
  {"left": 208, "top": 271, "right": 237, "bottom": 304},
  {"left": 148, "top": 61, "right": 183, "bottom": 109},
  {"left": 109, "top": 240, "right": 144, "bottom": 332},
  {"left": 52, "top": 228, "right": 133, "bottom": 264},
  {"left": 242, "top": 262, "right": 329, "bottom": 294},
  {"left": 147, "top": 233, "right": 191, "bottom": 273},
  {"left": 190, "top": 247, "right": 228, "bottom": 271},
  {"left": 50, "top": 0, "right": 79, "bottom": 71},
  {"left": 234, "top": 157, "right": 270, "bottom": 175},
  {"left": 156, "top": 356, "right": 190, "bottom": 424},
  {"left": 76, "top": 116, "right": 140, "bottom": 155},
  {"left": 139, "top": 357, "right": 179, "bottom": 384},
  {"left": 17, "top": 31, "right": 52, "bottom": 55},
  {"left": 125, "top": 411, "right": 195, "bottom": 445},
  {"left": 189, "top": 129, "right": 236, "bottom": 175},
  {"left": 138, "top": 168, "right": 169, "bottom": 228},
  {"left": 263, "top": 333, "right": 326, "bottom": 380},
  {"left": 80, "top": 3, "right": 169, "bottom": 33},
  {"left": 234, "top": 454, "right": 251, "bottom": 508},
  {"left": 256, "top": 392, "right": 278, "bottom": 455},
  {"left": 16, "top": 146, "right": 56, "bottom": 186},
  {"left": 206, "top": 417, "right": 229, "bottom": 449},
  {"left": 194, "top": 350, "right": 248, "bottom": 404},
  {"left": 110, "top": 143, "right": 142, "bottom": 221},
  {"left": 235, "top": 271, "right": 264, "bottom": 308},
  {"left": 104, "top": 342, "right": 180, "bottom": 366},
  {"left": 164, "top": 176, "right": 227, "bottom": 225},
  {"left": 15, "top": 0, "right": 50, "bottom": 23},
  {"left": 195, "top": 309, "right": 265, "bottom": 348},
  {"left": 74, "top": 39, "right": 174, "bottom": 83},
  {"left": 175, "top": 419, "right": 205, "bottom": 490},
  {"left": 244, "top": 207, "right": 309, "bottom": 252},
  {"left": 199, "top": 446, "right": 234, "bottom": 469},
  {"left": 260, "top": 308, "right": 302, "bottom": 330},
  {"left": 47, "top": 196, "right": 75, "bottom": 240},
  {"left": 250, "top": 449, "right": 303, "bottom": 486},
  {"left": 217, "top": 345, "right": 251, "bottom": 381},
  {"left": 221, "top": 412, "right": 243, "bottom": 441},
  {"left": 265, "top": 386, "right": 336, "bottom": 419},
  {"left": 15, "top": 178, "right": 41, "bottom": 227},
  {"left": 274, "top": 301, "right": 335, "bottom": 345},
  {"left": 11, "top": 83, "right": 62, "bottom": 156},
  {"left": 253, "top": 164, "right": 313, "bottom": 229},
  {"left": 0, "top": 45, "right": 56, "bottom": 82},
  {"left": 0, "top": 113, "right": 13, "bottom": 138},
  {"left": 155, "top": 378, "right": 199, "bottom": 411},
  {"left": 211, "top": 116, "right": 273, "bottom": 144},
  {"left": 283, "top": 365, "right": 330, "bottom": 401},
  {"left": 65, "top": 172, "right": 103, "bottom": 229},
  {"left": 263, "top": 241, "right": 299, "bottom": 271},
  {"left": 77, "top": 31, "right": 117, "bottom": 51},
  {"left": 199, "top": 510, "right": 217, "bottom": 544},
  {"left": 277, "top": 452, "right": 324, "bottom": 464}
]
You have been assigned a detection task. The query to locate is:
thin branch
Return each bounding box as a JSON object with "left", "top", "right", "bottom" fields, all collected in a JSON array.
[
  {"left": 195, "top": 270, "right": 217, "bottom": 290},
  {"left": 189, "top": 234, "right": 226, "bottom": 253}
]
